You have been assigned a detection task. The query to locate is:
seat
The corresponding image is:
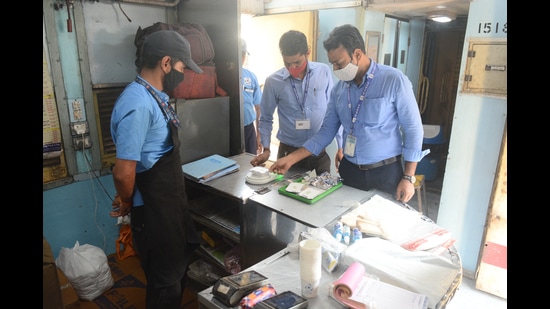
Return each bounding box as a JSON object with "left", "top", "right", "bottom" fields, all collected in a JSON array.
[{"left": 413, "top": 174, "right": 427, "bottom": 215}]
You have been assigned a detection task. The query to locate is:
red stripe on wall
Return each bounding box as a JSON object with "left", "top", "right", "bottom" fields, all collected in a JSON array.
[{"left": 481, "top": 242, "right": 507, "bottom": 269}]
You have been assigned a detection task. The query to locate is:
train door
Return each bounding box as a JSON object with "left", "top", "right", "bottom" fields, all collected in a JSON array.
[{"left": 381, "top": 16, "right": 410, "bottom": 74}]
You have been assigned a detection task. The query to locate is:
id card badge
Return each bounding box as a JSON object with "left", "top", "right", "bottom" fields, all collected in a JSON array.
[
  {"left": 344, "top": 134, "right": 357, "bottom": 157},
  {"left": 295, "top": 119, "right": 311, "bottom": 130}
]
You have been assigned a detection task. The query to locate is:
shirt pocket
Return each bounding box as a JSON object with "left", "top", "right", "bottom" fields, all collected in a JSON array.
[{"left": 358, "top": 97, "right": 391, "bottom": 126}]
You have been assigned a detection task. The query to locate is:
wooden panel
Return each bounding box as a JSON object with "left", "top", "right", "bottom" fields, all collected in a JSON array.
[
  {"left": 43, "top": 46, "right": 68, "bottom": 183},
  {"left": 476, "top": 119, "right": 507, "bottom": 299}
]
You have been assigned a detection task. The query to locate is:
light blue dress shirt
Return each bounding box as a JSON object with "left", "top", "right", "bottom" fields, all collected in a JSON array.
[
  {"left": 303, "top": 61, "right": 428, "bottom": 165},
  {"left": 242, "top": 67, "right": 262, "bottom": 126},
  {"left": 110, "top": 76, "right": 174, "bottom": 206},
  {"left": 259, "top": 61, "right": 333, "bottom": 148}
]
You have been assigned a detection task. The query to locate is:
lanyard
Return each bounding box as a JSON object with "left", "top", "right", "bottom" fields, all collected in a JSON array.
[
  {"left": 348, "top": 61, "right": 377, "bottom": 135},
  {"left": 289, "top": 70, "right": 311, "bottom": 119},
  {"left": 135, "top": 77, "right": 181, "bottom": 128}
]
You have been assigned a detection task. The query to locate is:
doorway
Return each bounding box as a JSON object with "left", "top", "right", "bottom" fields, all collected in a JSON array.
[{"left": 418, "top": 17, "right": 467, "bottom": 181}]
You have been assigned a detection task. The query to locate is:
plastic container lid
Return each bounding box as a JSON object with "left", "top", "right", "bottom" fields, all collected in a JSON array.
[{"left": 423, "top": 124, "right": 445, "bottom": 144}]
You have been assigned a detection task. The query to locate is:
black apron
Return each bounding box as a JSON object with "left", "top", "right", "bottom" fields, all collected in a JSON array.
[{"left": 134, "top": 121, "right": 200, "bottom": 287}]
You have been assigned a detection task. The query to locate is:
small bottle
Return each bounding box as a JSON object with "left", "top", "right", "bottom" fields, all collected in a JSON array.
[
  {"left": 343, "top": 225, "right": 351, "bottom": 245},
  {"left": 333, "top": 221, "right": 343, "bottom": 242},
  {"left": 352, "top": 228, "right": 362, "bottom": 244}
]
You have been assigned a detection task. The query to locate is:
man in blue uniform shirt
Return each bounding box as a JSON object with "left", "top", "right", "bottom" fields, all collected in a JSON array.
[
  {"left": 241, "top": 38, "right": 263, "bottom": 154},
  {"left": 269, "top": 25, "right": 429, "bottom": 203},
  {"left": 110, "top": 30, "right": 201, "bottom": 308}
]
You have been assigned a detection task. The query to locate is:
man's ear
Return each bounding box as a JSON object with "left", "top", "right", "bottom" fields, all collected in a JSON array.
[
  {"left": 161, "top": 56, "right": 172, "bottom": 72},
  {"left": 353, "top": 48, "right": 363, "bottom": 61}
]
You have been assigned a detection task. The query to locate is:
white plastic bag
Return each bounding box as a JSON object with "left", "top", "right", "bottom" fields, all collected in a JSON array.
[{"left": 55, "top": 241, "right": 114, "bottom": 301}]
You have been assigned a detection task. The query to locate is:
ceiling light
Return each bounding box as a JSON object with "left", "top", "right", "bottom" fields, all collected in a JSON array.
[{"left": 428, "top": 11, "right": 456, "bottom": 23}]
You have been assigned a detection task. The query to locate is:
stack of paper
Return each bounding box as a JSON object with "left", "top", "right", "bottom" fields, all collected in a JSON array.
[
  {"left": 182, "top": 154, "right": 239, "bottom": 183},
  {"left": 330, "top": 262, "right": 428, "bottom": 309}
]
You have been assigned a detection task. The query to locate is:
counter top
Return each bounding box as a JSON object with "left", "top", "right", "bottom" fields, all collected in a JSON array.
[
  {"left": 190, "top": 153, "right": 371, "bottom": 228},
  {"left": 199, "top": 242, "right": 461, "bottom": 309},
  {"left": 197, "top": 188, "right": 463, "bottom": 309},
  {"left": 249, "top": 183, "right": 371, "bottom": 228}
]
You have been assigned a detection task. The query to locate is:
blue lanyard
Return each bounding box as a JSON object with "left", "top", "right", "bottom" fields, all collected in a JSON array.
[
  {"left": 289, "top": 70, "right": 311, "bottom": 119},
  {"left": 135, "top": 77, "right": 181, "bottom": 128},
  {"left": 347, "top": 61, "right": 377, "bottom": 135}
]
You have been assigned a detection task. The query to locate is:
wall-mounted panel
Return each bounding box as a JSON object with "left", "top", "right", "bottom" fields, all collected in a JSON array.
[
  {"left": 82, "top": 2, "right": 167, "bottom": 85},
  {"left": 462, "top": 40, "right": 507, "bottom": 96}
]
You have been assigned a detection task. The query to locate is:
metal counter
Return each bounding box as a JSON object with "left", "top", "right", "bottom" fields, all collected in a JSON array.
[
  {"left": 190, "top": 153, "right": 262, "bottom": 202},
  {"left": 190, "top": 154, "right": 461, "bottom": 309},
  {"left": 186, "top": 153, "right": 370, "bottom": 268},
  {"left": 249, "top": 184, "right": 371, "bottom": 228},
  {"left": 198, "top": 244, "right": 462, "bottom": 309}
]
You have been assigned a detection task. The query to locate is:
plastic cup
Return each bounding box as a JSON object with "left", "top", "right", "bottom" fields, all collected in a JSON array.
[{"left": 301, "top": 277, "right": 321, "bottom": 298}]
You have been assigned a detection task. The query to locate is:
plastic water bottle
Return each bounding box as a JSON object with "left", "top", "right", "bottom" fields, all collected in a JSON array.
[
  {"left": 333, "top": 221, "right": 343, "bottom": 242},
  {"left": 352, "top": 228, "right": 362, "bottom": 244},
  {"left": 343, "top": 225, "right": 351, "bottom": 245}
]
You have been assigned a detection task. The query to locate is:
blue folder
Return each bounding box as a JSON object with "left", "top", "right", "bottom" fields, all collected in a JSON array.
[{"left": 181, "top": 154, "right": 238, "bottom": 183}]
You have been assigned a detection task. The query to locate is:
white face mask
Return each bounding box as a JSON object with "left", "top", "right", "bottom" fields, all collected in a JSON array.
[{"left": 334, "top": 61, "right": 358, "bottom": 81}]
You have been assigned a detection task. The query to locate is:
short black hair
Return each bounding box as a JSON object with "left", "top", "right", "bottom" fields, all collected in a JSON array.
[
  {"left": 279, "top": 30, "right": 308, "bottom": 56},
  {"left": 323, "top": 24, "right": 366, "bottom": 57},
  {"left": 135, "top": 53, "right": 163, "bottom": 73}
]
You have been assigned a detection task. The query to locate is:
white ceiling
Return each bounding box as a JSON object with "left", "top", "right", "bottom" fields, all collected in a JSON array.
[
  {"left": 241, "top": 0, "right": 471, "bottom": 21},
  {"left": 365, "top": 0, "right": 471, "bottom": 20}
]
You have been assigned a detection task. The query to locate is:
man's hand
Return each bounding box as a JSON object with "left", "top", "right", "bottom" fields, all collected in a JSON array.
[
  {"left": 250, "top": 150, "right": 270, "bottom": 167},
  {"left": 256, "top": 135, "right": 263, "bottom": 154},
  {"left": 334, "top": 148, "right": 344, "bottom": 172},
  {"left": 269, "top": 147, "right": 311, "bottom": 174},
  {"left": 110, "top": 193, "right": 133, "bottom": 217},
  {"left": 396, "top": 180, "right": 415, "bottom": 203},
  {"left": 268, "top": 156, "right": 294, "bottom": 175}
]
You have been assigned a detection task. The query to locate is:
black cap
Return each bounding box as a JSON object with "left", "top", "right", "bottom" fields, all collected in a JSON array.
[
  {"left": 143, "top": 30, "right": 203, "bottom": 73},
  {"left": 241, "top": 38, "right": 250, "bottom": 55}
]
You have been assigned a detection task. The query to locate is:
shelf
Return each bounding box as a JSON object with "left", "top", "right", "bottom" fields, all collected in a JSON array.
[{"left": 189, "top": 196, "right": 241, "bottom": 244}]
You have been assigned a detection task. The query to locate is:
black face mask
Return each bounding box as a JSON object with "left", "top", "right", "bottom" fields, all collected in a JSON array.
[{"left": 163, "top": 68, "right": 184, "bottom": 92}]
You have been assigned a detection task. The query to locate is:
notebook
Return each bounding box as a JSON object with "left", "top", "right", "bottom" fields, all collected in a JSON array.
[{"left": 182, "top": 154, "right": 238, "bottom": 183}]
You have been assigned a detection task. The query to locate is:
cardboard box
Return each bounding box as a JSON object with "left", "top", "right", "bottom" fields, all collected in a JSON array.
[
  {"left": 43, "top": 237, "right": 56, "bottom": 264},
  {"left": 44, "top": 237, "right": 63, "bottom": 309},
  {"left": 44, "top": 264, "right": 63, "bottom": 309},
  {"left": 57, "top": 268, "right": 81, "bottom": 309}
]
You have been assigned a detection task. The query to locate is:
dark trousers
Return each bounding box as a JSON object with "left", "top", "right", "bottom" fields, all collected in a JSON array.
[
  {"left": 131, "top": 206, "right": 199, "bottom": 309},
  {"left": 244, "top": 123, "right": 257, "bottom": 154},
  {"left": 277, "top": 143, "right": 330, "bottom": 174},
  {"left": 338, "top": 157, "right": 403, "bottom": 196}
]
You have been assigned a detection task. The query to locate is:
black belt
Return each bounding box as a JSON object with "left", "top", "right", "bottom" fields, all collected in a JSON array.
[
  {"left": 351, "top": 155, "right": 401, "bottom": 170},
  {"left": 279, "top": 143, "right": 326, "bottom": 156}
]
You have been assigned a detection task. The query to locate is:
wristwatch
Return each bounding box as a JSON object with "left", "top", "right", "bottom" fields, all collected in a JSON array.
[{"left": 402, "top": 175, "right": 416, "bottom": 184}]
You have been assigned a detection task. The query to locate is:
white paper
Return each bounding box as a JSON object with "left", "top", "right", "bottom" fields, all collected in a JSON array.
[{"left": 349, "top": 276, "right": 428, "bottom": 309}]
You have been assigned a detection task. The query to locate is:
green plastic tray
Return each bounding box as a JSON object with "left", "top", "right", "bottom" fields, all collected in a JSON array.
[{"left": 278, "top": 180, "right": 343, "bottom": 204}]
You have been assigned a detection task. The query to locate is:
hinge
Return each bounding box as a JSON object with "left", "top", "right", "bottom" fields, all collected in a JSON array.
[
  {"left": 464, "top": 75, "right": 472, "bottom": 82},
  {"left": 467, "top": 50, "right": 476, "bottom": 57}
]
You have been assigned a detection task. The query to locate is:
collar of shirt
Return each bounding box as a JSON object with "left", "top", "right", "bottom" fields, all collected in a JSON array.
[{"left": 135, "top": 76, "right": 170, "bottom": 104}]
